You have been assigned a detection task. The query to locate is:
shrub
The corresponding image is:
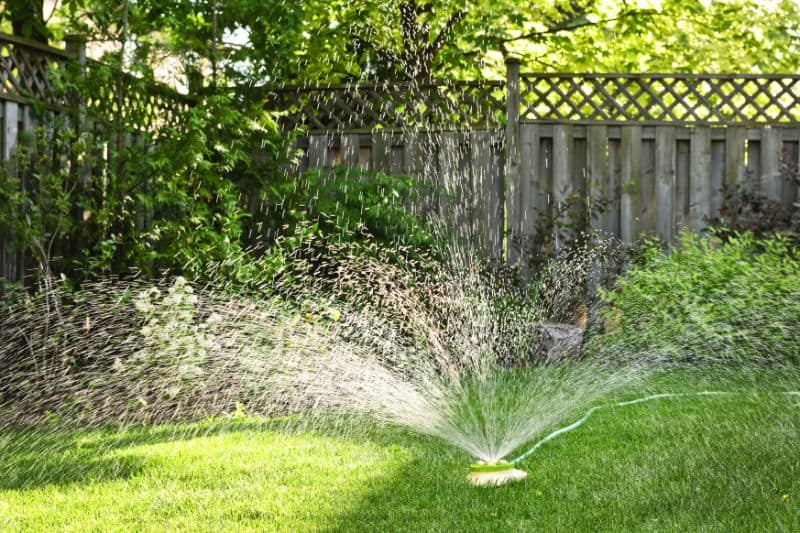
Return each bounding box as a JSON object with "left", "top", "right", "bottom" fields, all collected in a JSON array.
[
  {"left": 591, "top": 231, "right": 800, "bottom": 364},
  {"left": 210, "top": 166, "right": 447, "bottom": 294}
]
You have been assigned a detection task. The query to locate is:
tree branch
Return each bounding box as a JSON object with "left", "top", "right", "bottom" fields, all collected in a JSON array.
[
  {"left": 497, "top": 9, "right": 657, "bottom": 45},
  {"left": 422, "top": 8, "right": 468, "bottom": 61}
]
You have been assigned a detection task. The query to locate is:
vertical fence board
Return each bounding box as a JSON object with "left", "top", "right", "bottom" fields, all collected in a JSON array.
[
  {"left": 536, "top": 136, "right": 554, "bottom": 241},
  {"left": 512, "top": 124, "right": 540, "bottom": 267},
  {"left": 760, "top": 127, "right": 782, "bottom": 202},
  {"left": 470, "top": 130, "right": 492, "bottom": 255},
  {"left": 438, "top": 132, "right": 471, "bottom": 241},
  {"left": 572, "top": 137, "right": 587, "bottom": 231},
  {"left": 690, "top": 126, "right": 711, "bottom": 230},
  {"left": 607, "top": 138, "right": 621, "bottom": 238},
  {"left": 710, "top": 140, "right": 725, "bottom": 217},
  {"left": 307, "top": 134, "right": 328, "bottom": 169},
  {"left": 490, "top": 134, "right": 505, "bottom": 258},
  {"left": 389, "top": 135, "right": 404, "bottom": 175},
  {"left": 640, "top": 138, "right": 656, "bottom": 234},
  {"left": 675, "top": 138, "right": 690, "bottom": 231},
  {"left": 784, "top": 139, "right": 799, "bottom": 212},
  {"left": 371, "top": 132, "right": 392, "bottom": 172},
  {"left": 746, "top": 136, "right": 761, "bottom": 193},
  {"left": 655, "top": 127, "right": 676, "bottom": 243},
  {"left": 340, "top": 134, "right": 359, "bottom": 168},
  {"left": 620, "top": 126, "right": 642, "bottom": 245},
  {"left": 586, "top": 125, "right": 608, "bottom": 236},
  {"left": 2, "top": 101, "right": 19, "bottom": 163},
  {"left": 403, "top": 133, "right": 420, "bottom": 175},
  {"left": 552, "top": 125, "right": 573, "bottom": 248},
  {"left": 724, "top": 127, "right": 746, "bottom": 193}
]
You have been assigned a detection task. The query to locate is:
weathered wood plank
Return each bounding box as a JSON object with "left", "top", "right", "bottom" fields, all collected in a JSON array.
[
  {"left": 724, "top": 127, "right": 746, "bottom": 193},
  {"left": 512, "top": 124, "right": 540, "bottom": 267},
  {"left": 489, "top": 133, "right": 505, "bottom": 258},
  {"left": 640, "top": 138, "right": 656, "bottom": 234},
  {"left": 2, "top": 101, "right": 20, "bottom": 164},
  {"left": 689, "top": 126, "right": 712, "bottom": 230},
  {"left": 606, "top": 138, "right": 621, "bottom": 238},
  {"left": 675, "top": 138, "right": 690, "bottom": 231},
  {"left": 307, "top": 134, "right": 329, "bottom": 169},
  {"left": 536, "top": 137, "right": 553, "bottom": 220},
  {"left": 470, "top": 130, "right": 493, "bottom": 255},
  {"left": 586, "top": 125, "right": 608, "bottom": 236},
  {"left": 710, "top": 140, "right": 725, "bottom": 217},
  {"left": 760, "top": 127, "right": 782, "bottom": 202},
  {"left": 572, "top": 137, "right": 587, "bottom": 232},
  {"left": 371, "top": 132, "right": 391, "bottom": 172},
  {"left": 340, "top": 134, "right": 359, "bottom": 168},
  {"left": 620, "top": 125, "right": 642, "bottom": 245},
  {"left": 746, "top": 138, "right": 761, "bottom": 193},
  {"left": 552, "top": 124, "right": 573, "bottom": 248},
  {"left": 438, "top": 131, "right": 471, "bottom": 240},
  {"left": 784, "top": 139, "right": 799, "bottom": 212},
  {"left": 655, "top": 126, "right": 676, "bottom": 243}
]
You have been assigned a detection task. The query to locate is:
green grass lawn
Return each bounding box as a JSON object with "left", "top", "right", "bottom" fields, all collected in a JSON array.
[{"left": 1, "top": 367, "right": 798, "bottom": 532}]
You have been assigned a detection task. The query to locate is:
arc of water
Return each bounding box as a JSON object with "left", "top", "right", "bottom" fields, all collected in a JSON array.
[{"left": 509, "top": 390, "right": 800, "bottom": 465}]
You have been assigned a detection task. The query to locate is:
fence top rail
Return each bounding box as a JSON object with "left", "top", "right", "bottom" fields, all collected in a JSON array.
[
  {"left": 520, "top": 72, "right": 800, "bottom": 80},
  {"left": 0, "top": 32, "right": 72, "bottom": 60},
  {"left": 0, "top": 31, "right": 195, "bottom": 132}
]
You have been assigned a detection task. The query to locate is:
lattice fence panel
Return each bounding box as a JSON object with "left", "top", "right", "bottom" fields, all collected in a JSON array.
[
  {"left": 83, "top": 60, "right": 192, "bottom": 131},
  {"left": 270, "top": 81, "right": 506, "bottom": 130},
  {"left": 0, "top": 36, "right": 70, "bottom": 107},
  {"left": 0, "top": 34, "right": 192, "bottom": 133},
  {"left": 519, "top": 74, "right": 800, "bottom": 123}
]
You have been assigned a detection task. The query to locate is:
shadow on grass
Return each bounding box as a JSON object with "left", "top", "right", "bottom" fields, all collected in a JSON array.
[
  {"left": 0, "top": 413, "right": 429, "bottom": 491},
  {"left": 319, "top": 390, "right": 800, "bottom": 532}
]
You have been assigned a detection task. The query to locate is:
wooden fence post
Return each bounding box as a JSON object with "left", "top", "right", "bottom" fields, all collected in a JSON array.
[
  {"left": 65, "top": 34, "right": 87, "bottom": 136},
  {"left": 505, "top": 57, "right": 521, "bottom": 265}
]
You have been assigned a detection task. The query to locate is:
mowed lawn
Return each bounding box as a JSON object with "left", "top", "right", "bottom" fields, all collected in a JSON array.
[{"left": 1, "top": 367, "right": 798, "bottom": 532}]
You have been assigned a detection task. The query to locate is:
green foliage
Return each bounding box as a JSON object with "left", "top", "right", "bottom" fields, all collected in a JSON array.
[
  {"left": 45, "top": 0, "right": 800, "bottom": 89},
  {"left": 0, "top": 91, "right": 290, "bottom": 285},
  {"left": 213, "top": 166, "right": 444, "bottom": 293},
  {"left": 264, "top": 167, "right": 438, "bottom": 252},
  {"left": 593, "top": 231, "right": 800, "bottom": 364}
]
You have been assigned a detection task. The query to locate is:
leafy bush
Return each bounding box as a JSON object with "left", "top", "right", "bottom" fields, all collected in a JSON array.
[
  {"left": 0, "top": 92, "right": 291, "bottom": 288},
  {"left": 591, "top": 231, "right": 800, "bottom": 364},
  {"left": 708, "top": 184, "right": 798, "bottom": 245},
  {"left": 210, "top": 166, "right": 446, "bottom": 294}
]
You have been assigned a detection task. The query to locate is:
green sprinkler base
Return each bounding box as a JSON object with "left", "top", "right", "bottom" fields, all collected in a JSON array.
[{"left": 467, "top": 460, "right": 527, "bottom": 486}]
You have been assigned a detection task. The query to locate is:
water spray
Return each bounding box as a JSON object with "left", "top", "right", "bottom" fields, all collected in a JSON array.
[{"left": 468, "top": 390, "right": 800, "bottom": 487}]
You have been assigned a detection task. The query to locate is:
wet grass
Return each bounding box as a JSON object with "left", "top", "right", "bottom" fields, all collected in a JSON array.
[{"left": 1, "top": 366, "right": 798, "bottom": 532}]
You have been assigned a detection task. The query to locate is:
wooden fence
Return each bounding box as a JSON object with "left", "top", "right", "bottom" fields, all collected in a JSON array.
[
  {"left": 4, "top": 34, "right": 800, "bottom": 283},
  {"left": 272, "top": 61, "right": 800, "bottom": 264},
  {"left": 0, "top": 32, "right": 192, "bottom": 286}
]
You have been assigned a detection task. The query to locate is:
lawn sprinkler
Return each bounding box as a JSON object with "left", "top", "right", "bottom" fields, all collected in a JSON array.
[{"left": 467, "top": 460, "right": 527, "bottom": 487}]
